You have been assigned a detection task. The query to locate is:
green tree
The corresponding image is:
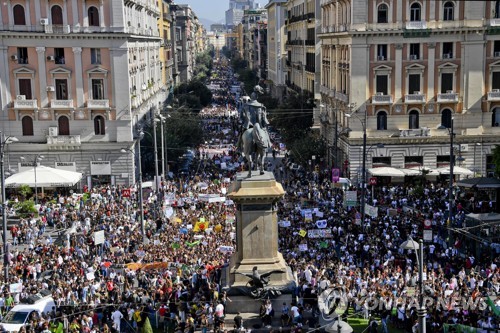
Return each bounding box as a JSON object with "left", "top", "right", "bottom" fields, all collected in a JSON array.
[
  {"left": 492, "top": 145, "right": 500, "bottom": 177},
  {"left": 14, "top": 199, "right": 37, "bottom": 218},
  {"left": 288, "top": 133, "right": 326, "bottom": 165},
  {"left": 18, "top": 184, "right": 33, "bottom": 200},
  {"left": 269, "top": 93, "right": 314, "bottom": 143},
  {"left": 175, "top": 79, "right": 212, "bottom": 110}
]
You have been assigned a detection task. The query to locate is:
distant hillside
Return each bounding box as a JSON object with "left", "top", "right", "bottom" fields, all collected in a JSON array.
[{"left": 200, "top": 17, "right": 224, "bottom": 31}]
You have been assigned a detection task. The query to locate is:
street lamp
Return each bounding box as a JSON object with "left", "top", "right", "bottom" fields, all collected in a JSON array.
[
  {"left": 400, "top": 237, "right": 426, "bottom": 333},
  {"left": 0, "top": 132, "right": 18, "bottom": 282},
  {"left": 20, "top": 155, "right": 44, "bottom": 206},
  {"left": 345, "top": 105, "right": 367, "bottom": 223},
  {"left": 438, "top": 115, "right": 455, "bottom": 226},
  {"left": 156, "top": 113, "right": 171, "bottom": 180},
  {"left": 151, "top": 107, "right": 160, "bottom": 189},
  {"left": 121, "top": 130, "right": 146, "bottom": 243}
]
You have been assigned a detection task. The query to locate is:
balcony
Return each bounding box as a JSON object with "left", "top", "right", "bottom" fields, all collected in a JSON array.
[
  {"left": 399, "top": 128, "right": 430, "bottom": 137},
  {"left": 490, "top": 18, "right": 500, "bottom": 26},
  {"left": 488, "top": 90, "right": 500, "bottom": 101},
  {"left": 406, "top": 21, "right": 427, "bottom": 29},
  {"left": 372, "top": 94, "right": 393, "bottom": 104},
  {"left": 14, "top": 99, "right": 37, "bottom": 109},
  {"left": 51, "top": 99, "right": 74, "bottom": 109},
  {"left": 44, "top": 24, "right": 71, "bottom": 34},
  {"left": 405, "top": 93, "right": 426, "bottom": 104},
  {"left": 437, "top": 92, "right": 458, "bottom": 103},
  {"left": 305, "top": 40, "right": 315, "bottom": 46},
  {"left": 87, "top": 99, "right": 110, "bottom": 109},
  {"left": 47, "top": 135, "right": 81, "bottom": 149}
]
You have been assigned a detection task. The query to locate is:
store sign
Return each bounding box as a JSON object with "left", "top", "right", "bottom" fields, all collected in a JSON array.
[
  {"left": 18, "top": 162, "right": 40, "bottom": 172},
  {"left": 55, "top": 162, "right": 76, "bottom": 172},
  {"left": 90, "top": 161, "right": 111, "bottom": 175}
]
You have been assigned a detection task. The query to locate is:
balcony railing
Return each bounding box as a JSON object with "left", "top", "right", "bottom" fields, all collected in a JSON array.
[
  {"left": 51, "top": 99, "right": 74, "bottom": 109},
  {"left": 404, "top": 94, "right": 426, "bottom": 104},
  {"left": 406, "top": 21, "right": 427, "bottom": 29},
  {"left": 44, "top": 25, "right": 71, "bottom": 34},
  {"left": 305, "top": 40, "right": 315, "bottom": 46},
  {"left": 399, "top": 128, "right": 430, "bottom": 137},
  {"left": 437, "top": 93, "right": 458, "bottom": 103},
  {"left": 490, "top": 18, "right": 500, "bottom": 26},
  {"left": 14, "top": 99, "right": 37, "bottom": 109},
  {"left": 47, "top": 135, "right": 81, "bottom": 146},
  {"left": 305, "top": 65, "right": 315, "bottom": 73},
  {"left": 87, "top": 99, "right": 110, "bottom": 109},
  {"left": 488, "top": 90, "right": 500, "bottom": 101},
  {"left": 372, "top": 94, "right": 393, "bottom": 104}
]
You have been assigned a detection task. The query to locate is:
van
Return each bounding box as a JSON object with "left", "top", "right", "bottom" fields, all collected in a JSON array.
[
  {"left": 332, "top": 177, "right": 352, "bottom": 189},
  {"left": 1, "top": 292, "right": 55, "bottom": 332}
]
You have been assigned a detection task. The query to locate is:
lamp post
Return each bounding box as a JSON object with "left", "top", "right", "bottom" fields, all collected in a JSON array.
[
  {"left": 0, "top": 132, "right": 18, "bottom": 282},
  {"left": 439, "top": 115, "right": 455, "bottom": 225},
  {"left": 400, "top": 237, "right": 426, "bottom": 333},
  {"left": 151, "top": 107, "right": 160, "bottom": 189},
  {"left": 345, "top": 105, "right": 367, "bottom": 223},
  {"left": 121, "top": 130, "right": 145, "bottom": 243}
]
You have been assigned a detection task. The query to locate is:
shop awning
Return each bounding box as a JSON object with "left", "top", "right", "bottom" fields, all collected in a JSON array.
[
  {"left": 436, "top": 166, "right": 474, "bottom": 176},
  {"left": 5, "top": 165, "right": 82, "bottom": 187},
  {"left": 368, "top": 167, "right": 406, "bottom": 177}
]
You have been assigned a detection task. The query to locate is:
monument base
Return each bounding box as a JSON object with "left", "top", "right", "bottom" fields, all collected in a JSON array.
[{"left": 225, "top": 294, "right": 294, "bottom": 315}]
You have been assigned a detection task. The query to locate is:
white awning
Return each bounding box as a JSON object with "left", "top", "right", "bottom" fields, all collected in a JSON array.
[
  {"left": 5, "top": 165, "right": 82, "bottom": 187},
  {"left": 368, "top": 167, "right": 406, "bottom": 177},
  {"left": 436, "top": 166, "right": 474, "bottom": 176}
]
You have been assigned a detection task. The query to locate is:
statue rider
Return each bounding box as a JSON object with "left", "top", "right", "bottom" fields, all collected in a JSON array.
[{"left": 237, "top": 88, "right": 271, "bottom": 154}]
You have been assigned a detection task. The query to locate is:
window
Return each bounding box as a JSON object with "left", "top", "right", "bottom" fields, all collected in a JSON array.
[
  {"left": 493, "top": 72, "right": 500, "bottom": 90},
  {"left": 55, "top": 79, "right": 68, "bottom": 100},
  {"left": 372, "top": 157, "right": 391, "bottom": 167},
  {"left": 376, "top": 75, "right": 388, "bottom": 95},
  {"left": 377, "top": 4, "right": 388, "bottom": 23},
  {"left": 17, "top": 47, "right": 28, "bottom": 64},
  {"left": 410, "top": 2, "right": 421, "bottom": 22},
  {"left": 494, "top": 41, "right": 500, "bottom": 56},
  {"left": 443, "top": 2, "right": 454, "bottom": 21},
  {"left": 441, "top": 109, "right": 452, "bottom": 128},
  {"left": 442, "top": 42, "right": 453, "bottom": 59},
  {"left": 377, "top": 111, "right": 387, "bottom": 130},
  {"left": 408, "top": 74, "right": 421, "bottom": 94},
  {"left": 88, "top": 6, "right": 100, "bottom": 27},
  {"left": 90, "top": 49, "right": 102, "bottom": 66},
  {"left": 18, "top": 79, "right": 32, "bottom": 99},
  {"left": 409, "top": 43, "right": 420, "bottom": 60},
  {"left": 409, "top": 110, "right": 419, "bottom": 129},
  {"left": 377, "top": 44, "right": 387, "bottom": 60},
  {"left": 496, "top": 1, "right": 500, "bottom": 19},
  {"left": 493, "top": 107, "right": 500, "bottom": 126},
  {"left": 22, "top": 116, "right": 33, "bottom": 136},
  {"left": 51, "top": 5, "right": 63, "bottom": 25},
  {"left": 94, "top": 116, "right": 106, "bottom": 135},
  {"left": 54, "top": 48, "right": 65, "bottom": 64},
  {"left": 404, "top": 156, "right": 423, "bottom": 168},
  {"left": 13, "top": 5, "right": 26, "bottom": 25},
  {"left": 441, "top": 73, "right": 454, "bottom": 93},
  {"left": 91, "top": 79, "right": 104, "bottom": 99},
  {"left": 58, "top": 116, "right": 70, "bottom": 135}
]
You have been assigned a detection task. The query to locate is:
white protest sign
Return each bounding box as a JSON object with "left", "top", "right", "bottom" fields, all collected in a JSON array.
[
  {"left": 94, "top": 230, "right": 105, "bottom": 245},
  {"left": 86, "top": 272, "right": 95, "bottom": 281}
]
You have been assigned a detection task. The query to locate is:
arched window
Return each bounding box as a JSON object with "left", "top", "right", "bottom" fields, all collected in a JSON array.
[
  {"left": 377, "top": 111, "right": 387, "bottom": 130},
  {"left": 443, "top": 2, "right": 454, "bottom": 21},
  {"left": 492, "top": 107, "right": 500, "bottom": 126},
  {"left": 410, "top": 2, "right": 421, "bottom": 22},
  {"left": 377, "top": 4, "right": 388, "bottom": 23},
  {"left": 441, "top": 109, "right": 452, "bottom": 128},
  {"left": 51, "top": 5, "right": 63, "bottom": 25},
  {"left": 409, "top": 110, "right": 419, "bottom": 129},
  {"left": 496, "top": 0, "right": 500, "bottom": 19},
  {"left": 22, "top": 116, "right": 33, "bottom": 136},
  {"left": 94, "top": 115, "right": 106, "bottom": 135},
  {"left": 88, "top": 6, "right": 100, "bottom": 26},
  {"left": 13, "top": 5, "right": 26, "bottom": 25},
  {"left": 58, "top": 116, "right": 70, "bottom": 135}
]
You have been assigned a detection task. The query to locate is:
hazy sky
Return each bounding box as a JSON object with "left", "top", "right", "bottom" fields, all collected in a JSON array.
[{"left": 178, "top": 0, "right": 228, "bottom": 23}]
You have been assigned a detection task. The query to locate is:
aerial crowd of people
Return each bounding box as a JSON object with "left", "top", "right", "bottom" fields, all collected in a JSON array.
[{"left": 0, "top": 58, "right": 498, "bottom": 333}]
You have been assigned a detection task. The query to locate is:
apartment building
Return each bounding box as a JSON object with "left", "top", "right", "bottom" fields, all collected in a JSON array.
[
  {"left": 265, "top": 0, "right": 288, "bottom": 101},
  {"left": 159, "top": 0, "right": 176, "bottom": 92},
  {"left": 173, "top": 5, "right": 202, "bottom": 83},
  {"left": 318, "top": 0, "right": 500, "bottom": 180},
  {"left": 0, "top": 0, "right": 169, "bottom": 186},
  {"left": 241, "top": 9, "right": 268, "bottom": 76}
]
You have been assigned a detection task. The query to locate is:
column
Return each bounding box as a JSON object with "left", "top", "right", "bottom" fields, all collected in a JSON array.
[
  {"left": 0, "top": 47, "right": 11, "bottom": 117},
  {"left": 63, "top": 1, "right": 69, "bottom": 26},
  {"left": 36, "top": 47, "right": 48, "bottom": 107},
  {"left": 395, "top": 44, "right": 403, "bottom": 103},
  {"left": 429, "top": 0, "right": 435, "bottom": 21},
  {"left": 82, "top": 0, "right": 88, "bottom": 28},
  {"left": 396, "top": 0, "right": 402, "bottom": 23},
  {"left": 99, "top": 0, "right": 105, "bottom": 30},
  {"left": 6, "top": 1, "right": 12, "bottom": 27},
  {"left": 72, "top": 47, "right": 84, "bottom": 108},
  {"left": 34, "top": 0, "right": 41, "bottom": 26},
  {"left": 71, "top": 0, "right": 79, "bottom": 30},
  {"left": 45, "top": 2, "right": 50, "bottom": 23},
  {"left": 25, "top": 0, "right": 31, "bottom": 27},
  {"left": 427, "top": 42, "right": 436, "bottom": 103}
]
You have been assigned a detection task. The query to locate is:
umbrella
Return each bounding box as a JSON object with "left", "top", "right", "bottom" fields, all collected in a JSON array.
[
  {"left": 436, "top": 166, "right": 474, "bottom": 176},
  {"left": 325, "top": 320, "right": 353, "bottom": 333},
  {"left": 5, "top": 165, "right": 82, "bottom": 187},
  {"left": 409, "top": 167, "right": 440, "bottom": 176},
  {"left": 368, "top": 167, "right": 406, "bottom": 177}
]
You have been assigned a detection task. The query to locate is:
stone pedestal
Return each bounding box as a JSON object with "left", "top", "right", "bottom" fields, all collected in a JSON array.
[{"left": 225, "top": 172, "right": 295, "bottom": 314}]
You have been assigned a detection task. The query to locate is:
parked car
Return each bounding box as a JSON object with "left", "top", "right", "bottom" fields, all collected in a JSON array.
[{"left": 1, "top": 292, "right": 55, "bottom": 332}]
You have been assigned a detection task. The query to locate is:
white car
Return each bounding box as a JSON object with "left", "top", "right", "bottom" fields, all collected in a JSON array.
[{"left": 1, "top": 294, "right": 55, "bottom": 332}]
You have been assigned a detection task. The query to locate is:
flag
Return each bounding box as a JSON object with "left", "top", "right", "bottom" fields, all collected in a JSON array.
[
  {"left": 193, "top": 221, "right": 209, "bottom": 232},
  {"left": 171, "top": 242, "right": 180, "bottom": 249},
  {"left": 486, "top": 296, "right": 500, "bottom": 317},
  {"left": 319, "top": 241, "right": 328, "bottom": 249},
  {"left": 299, "top": 229, "right": 307, "bottom": 237},
  {"left": 186, "top": 241, "right": 200, "bottom": 247}
]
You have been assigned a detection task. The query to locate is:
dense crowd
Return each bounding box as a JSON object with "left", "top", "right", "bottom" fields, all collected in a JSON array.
[{"left": 0, "top": 58, "right": 498, "bottom": 333}]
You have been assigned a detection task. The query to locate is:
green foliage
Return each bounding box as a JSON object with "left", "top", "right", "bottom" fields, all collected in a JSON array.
[
  {"left": 194, "top": 51, "right": 213, "bottom": 81},
  {"left": 175, "top": 79, "right": 212, "bottom": 110},
  {"left": 288, "top": 133, "right": 326, "bottom": 165},
  {"left": 14, "top": 199, "right": 37, "bottom": 218},
  {"left": 257, "top": 95, "right": 279, "bottom": 111},
  {"left": 492, "top": 145, "right": 500, "bottom": 177},
  {"left": 18, "top": 184, "right": 32, "bottom": 199},
  {"left": 269, "top": 93, "right": 314, "bottom": 143}
]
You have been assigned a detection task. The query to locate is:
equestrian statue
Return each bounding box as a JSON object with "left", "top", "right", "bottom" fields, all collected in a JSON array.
[{"left": 236, "top": 86, "right": 272, "bottom": 177}]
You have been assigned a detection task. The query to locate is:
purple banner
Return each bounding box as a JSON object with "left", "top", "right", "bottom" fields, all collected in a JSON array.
[{"left": 332, "top": 168, "right": 340, "bottom": 183}]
